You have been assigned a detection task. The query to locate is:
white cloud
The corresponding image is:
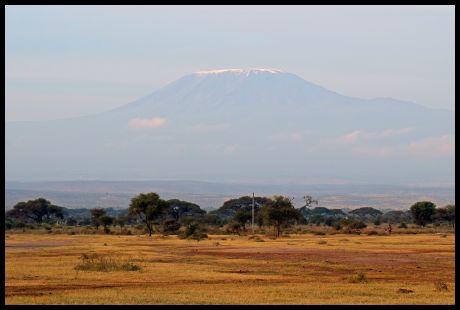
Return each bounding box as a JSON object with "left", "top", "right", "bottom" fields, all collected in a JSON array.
[
  {"left": 403, "top": 135, "right": 455, "bottom": 158},
  {"left": 339, "top": 130, "right": 362, "bottom": 144},
  {"left": 339, "top": 127, "right": 414, "bottom": 143},
  {"left": 128, "top": 117, "right": 167, "bottom": 129}
]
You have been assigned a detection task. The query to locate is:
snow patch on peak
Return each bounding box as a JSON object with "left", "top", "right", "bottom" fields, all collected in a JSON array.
[{"left": 195, "top": 68, "right": 283, "bottom": 76}]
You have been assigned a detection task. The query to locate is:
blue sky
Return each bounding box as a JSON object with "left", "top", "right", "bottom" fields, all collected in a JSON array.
[{"left": 5, "top": 5, "right": 455, "bottom": 121}]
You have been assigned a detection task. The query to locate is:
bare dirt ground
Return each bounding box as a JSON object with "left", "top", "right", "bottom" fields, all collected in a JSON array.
[{"left": 5, "top": 233, "right": 455, "bottom": 304}]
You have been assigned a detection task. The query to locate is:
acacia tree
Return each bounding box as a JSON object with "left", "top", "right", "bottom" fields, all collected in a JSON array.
[
  {"left": 6, "top": 198, "right": 64, "bottom": 224},
  {"left": 232, "top": 208, "right": 252, "bottom": 232},
  {"left": 114, "top": 215, "right": 128, "bottom": 228},
  {"left": 129, "top": 192, "right": 169, "bottom": 236},
  {"left": 434, "top": 204, "right": 455, "bottom": 228},
  {"left": 90, "top": 208, "right": 106, "bottom": 230},
  {"left": 445, "top": 204, "right": 455, "bottom": 228},
  {"left": 99, "top": 215, "right": 114, "bottom": 233},
  {"left": 302, "top": 195, "right": 318, "bottom": 208},
  {"left": 261, "top": 195, "right": 301, "bottom": 238},
  {"left": 410, "top": 201, "right": 436, "bottom": 227}
]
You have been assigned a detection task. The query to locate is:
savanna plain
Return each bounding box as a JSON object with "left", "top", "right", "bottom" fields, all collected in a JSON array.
[{"left": 5, "top": 229, "right": 455, "bottom": 305}]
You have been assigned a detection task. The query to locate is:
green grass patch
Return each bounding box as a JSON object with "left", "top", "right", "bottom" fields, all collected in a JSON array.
[{"left": 74, "top": 253, "right": 141, "bottom": 272}]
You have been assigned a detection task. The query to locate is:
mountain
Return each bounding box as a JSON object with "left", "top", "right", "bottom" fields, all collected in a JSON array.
[{"left": 5, "top": 68, "right": 454, "bottom": 184}]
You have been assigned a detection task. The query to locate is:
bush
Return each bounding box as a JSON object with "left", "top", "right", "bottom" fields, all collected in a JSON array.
[
  {"left": 249, "top": 235, "right": 264, "bottom": 242},
  {"left": 162, "top": 220, "right": 181, "bottom": 235},
  {"left": 344, "top": 228, "right": 361, "bottom": 235},
  {"left": 179, "top": 222, "right": 208, "bottom": 240},
  {"left": 348, "top": 272, "right": 368, "bottom": 283},
  {"left": 5, "top": 219, "right": 26, "bottom": 230},
  {"left": 312, "top": 231, "right": 326, "bottom": 236},
  {"left": 225, "top": 222, "right": 242, "bottom": 235},
  {"left": 333, "top": 223, "right": 342, "bottom": 231},
  {"left": 398, "top": 222, "right": 408, "bottom": 228},
  {"left": 324, "top": 217, "right": 335, "bottom": 227},
  {"left": 348, "top": 220, "right": 367, "bottom": 230},
  {"left": 41, "top": 223, "right": 52, "bottom": 231},
  {"left": 367, "top": 230, "right": 379, "bottom": 236},
  {"left": 120, "top": 228, "right": 132, "bottom": 235},
  {"left": 434, "top": 281, "right": 448, "bottom": 291},
  {"left": 74, "top": 253, "right": 141, "bottom": 272}
]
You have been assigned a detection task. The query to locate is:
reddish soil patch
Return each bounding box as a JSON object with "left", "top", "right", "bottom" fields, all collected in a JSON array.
[{"left": 5, "top": 241, "right": 71, "bottom": 249}]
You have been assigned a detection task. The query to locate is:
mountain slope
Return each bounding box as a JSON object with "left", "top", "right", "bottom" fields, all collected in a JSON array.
[{"left": 5, "top": 69, "right": 454, "bottom": 183}]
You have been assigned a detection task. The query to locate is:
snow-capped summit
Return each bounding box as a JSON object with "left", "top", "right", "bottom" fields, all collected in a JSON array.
[
  {"left": 5, "top": 68, "right": 454, "bottom": 183},
  {"left": 195, "top": 68, "right": 283, "bottom": 76}
]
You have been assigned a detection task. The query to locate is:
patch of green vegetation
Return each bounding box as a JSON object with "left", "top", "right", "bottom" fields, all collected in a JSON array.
[
  {"left": 348, "top": 272, "right": 368, "bottom": 283},
  {"left": 74, "top": 253, "right": 141, "bottom": 272}
]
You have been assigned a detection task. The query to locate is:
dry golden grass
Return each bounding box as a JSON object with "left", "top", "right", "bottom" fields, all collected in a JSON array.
[{"left": 5, "top": 232, "right": 455, "bottom": 304}]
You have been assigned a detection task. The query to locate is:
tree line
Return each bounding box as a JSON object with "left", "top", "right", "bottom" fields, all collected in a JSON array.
[{"left": 5, "top": 193, "right": 455, "bottom": 237}]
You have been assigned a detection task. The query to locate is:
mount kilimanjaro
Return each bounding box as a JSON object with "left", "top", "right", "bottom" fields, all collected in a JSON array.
[{"left": 6, "top": 68, "right": 454, "bottom": 184}]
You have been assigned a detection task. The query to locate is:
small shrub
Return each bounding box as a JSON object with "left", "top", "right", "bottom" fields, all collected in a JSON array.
[
  {"left": 312, "top": 231, "right": 326, "bottom": 236},
  {"left": 75, "top": 254, "right": 141, "bottom": 272},
  {"left": 344, "top": 228, "right": 361, "bottom": 235},
  {"left": 42, "top": 223, "right": 52, "bottom": 231},
  {"left": 348, "top": 272, "right": 368, "bottom": 283},
  {"left": 162, "top": 220, "right": 181, "bottom": 235},
  {"left": 120, "top": 228, "right": 132, "bottom": 235},
  {"left": 121, "top": 263, "right": 141, "bottom": 271},
  {"left": 398, "top": 222, "right": 408, "bottom": 229},
  {"left": 397, "top": 288, "right": 414, "bottom": 294},
  {"left": 348, "top": 220, "right": 367, "bottom": 230},
  {"left": 179, "top": 222, "right": 208, "bottom": 241},
  {"left": 434, "top": 281, "right": 448, "bottom": 291},
  {"left": 249, "top": 235, "right": 264, "bottom": 242},
  {"left": 367, "top": 230, "right": 379, "bottom": 236}
]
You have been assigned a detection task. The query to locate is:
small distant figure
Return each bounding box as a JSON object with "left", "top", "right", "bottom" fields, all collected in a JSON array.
[{"left": 387, "top": 223, "right": 392, "bottom": 234}]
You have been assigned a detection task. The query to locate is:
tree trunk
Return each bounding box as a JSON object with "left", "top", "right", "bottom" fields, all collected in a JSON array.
[{"left": 147, "top": 224, "right": 153, "bottom": 237}]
